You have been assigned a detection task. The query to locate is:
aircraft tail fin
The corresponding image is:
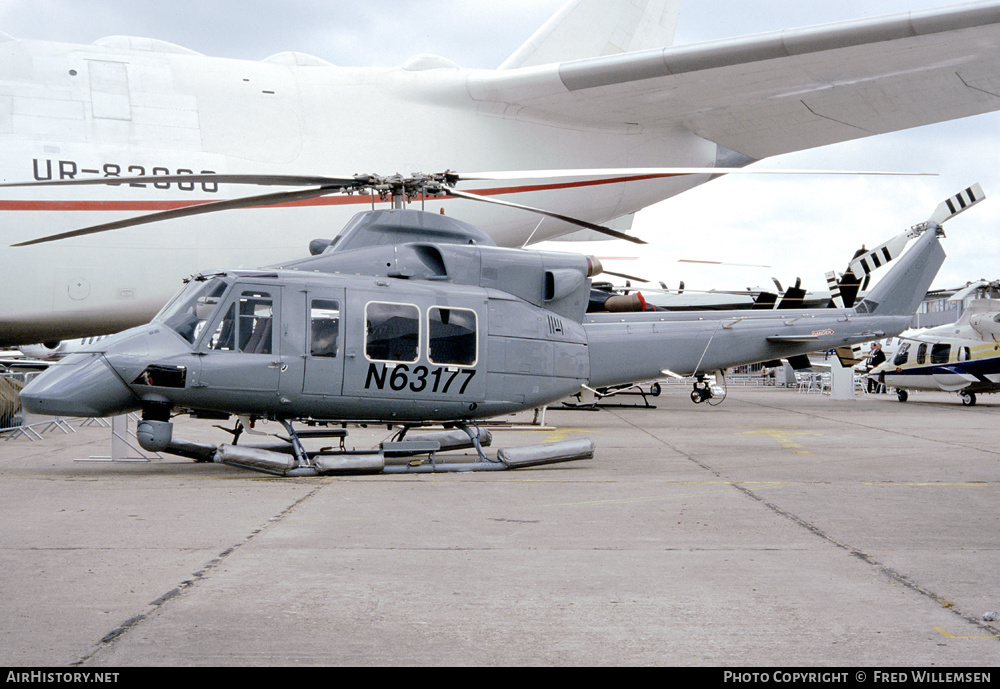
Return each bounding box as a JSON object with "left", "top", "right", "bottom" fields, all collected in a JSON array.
[
  {"left": 854, "top": 228, "right": 945, "bottom": 317},
  {"left": 500, "top": 0, "right": 681, "bottom": 69}
]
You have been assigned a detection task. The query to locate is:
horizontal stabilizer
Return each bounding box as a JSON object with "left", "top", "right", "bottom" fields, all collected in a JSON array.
[
  {"left": 787, "top": 355, "right": 813, "bottom": 371},
  {"left": 835, "top": 345, "right": 864, "bottom": 367}
]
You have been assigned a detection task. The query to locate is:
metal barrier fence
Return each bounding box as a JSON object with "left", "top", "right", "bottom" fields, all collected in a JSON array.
[{"left": 0, "top": 370, "right": 77, "bottom": 440}]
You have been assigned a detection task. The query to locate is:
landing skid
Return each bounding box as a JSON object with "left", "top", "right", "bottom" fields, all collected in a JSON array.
[{"left": 166, "top": 417, "right": 594, "bottom": 476}]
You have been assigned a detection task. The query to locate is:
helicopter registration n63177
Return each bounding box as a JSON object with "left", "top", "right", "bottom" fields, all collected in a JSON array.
[{"left": 364, "top": 365, "right": 478, "bottom": 396}]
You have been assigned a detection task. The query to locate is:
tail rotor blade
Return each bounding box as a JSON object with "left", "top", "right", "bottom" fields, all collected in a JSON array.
[{"left": 927, "top": 183, "right": 984, "bottom": 225}]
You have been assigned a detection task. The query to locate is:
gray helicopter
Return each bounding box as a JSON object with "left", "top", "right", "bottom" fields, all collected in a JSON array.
[{"left": 15, "top": 173, "right": 974, "bottom": 476}]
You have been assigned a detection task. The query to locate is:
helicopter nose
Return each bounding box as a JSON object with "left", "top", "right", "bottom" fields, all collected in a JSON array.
[{"left": 19, "top": 353, "right": 140, "bottom": 418}]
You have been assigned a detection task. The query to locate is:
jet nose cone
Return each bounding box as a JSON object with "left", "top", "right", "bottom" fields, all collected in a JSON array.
[{"left": 20, "top": 354, "right": 139, "bottom": 418}]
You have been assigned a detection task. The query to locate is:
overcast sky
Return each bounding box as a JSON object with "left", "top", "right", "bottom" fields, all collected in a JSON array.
[{"left": 1, "top": 0, "right": 998, "bottom": 294}]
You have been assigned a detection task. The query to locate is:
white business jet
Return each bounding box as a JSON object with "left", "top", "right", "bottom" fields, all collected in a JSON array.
[{"left": 3, "top": 0, "right": 1000, "bottom": 346}]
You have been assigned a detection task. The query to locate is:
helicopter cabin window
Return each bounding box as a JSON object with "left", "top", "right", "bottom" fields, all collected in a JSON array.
[
  {"left": 930, "top": 343, "right": 951, "bottom": 365},
  {"left": 236, "top": 291, "right": 274, "bottom": 354},
  {"left": 208, "top": 291, "right": 274, "bottom": 353},
  {"left": 958, "top": 346, "right": 972, "bottom": 362},
  {"left": 310, "top": 299, "right": 340, "bottom": 358},
  {"left": 208, "top": 303, "right": 237, "bottom": 351},
  {"left": 365, "top": 302, "right": 419, "bottom": 363},
  {"left": 893, "top": 343, "right": 910, "bottom": 367},
  {"left": 160, "top": 277, "right": 229, "bottom": 344},
  {"left": 916, "top": 344, "right": 927, "bottom": 365},
  {"left": 428, "top": 307, "right": 477, "bottom": 366}
]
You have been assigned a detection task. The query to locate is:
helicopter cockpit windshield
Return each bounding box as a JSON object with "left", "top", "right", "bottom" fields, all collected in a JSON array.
[{"left": 155, "top": 276, "right": 231, "bottom": 344}]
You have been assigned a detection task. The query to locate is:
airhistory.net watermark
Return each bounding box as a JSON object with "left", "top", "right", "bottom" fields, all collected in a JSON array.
[{"left": 6, "top": 673, "right": 119, "bottom": 684}]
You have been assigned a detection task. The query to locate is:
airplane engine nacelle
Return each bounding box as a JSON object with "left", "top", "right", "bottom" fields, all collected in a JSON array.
[
  {"left": 137, "top": 419, "right": 173, "bottom": 452},
  {"left": 970, "top": 312, "right": 1000, "bottom": 338}
]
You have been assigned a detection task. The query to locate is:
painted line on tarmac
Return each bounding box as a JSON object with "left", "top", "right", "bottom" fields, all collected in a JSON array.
[
  {"left": 72, "top": 483, "right": 326, "bottom": 666},
  {"left": 934, "top": 626, "right": 1000, "bottom": 639}
]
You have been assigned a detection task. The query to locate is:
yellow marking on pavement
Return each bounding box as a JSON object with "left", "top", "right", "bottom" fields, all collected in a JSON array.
[
  {"left": 934, "top": 626, "right": 999, "bottom": 639},
  {"left": 735, "top": 428, "right": 823, "bottom": 456},
  {"left": 863, "top": 482, "right": 989, "bottom": 487},
  {"left": 542, "top": 428, "right": 599, "bottom": 442}
]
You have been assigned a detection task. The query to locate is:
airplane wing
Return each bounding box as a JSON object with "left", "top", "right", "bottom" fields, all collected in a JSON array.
[{"left": 468, "top": 2, "right": 1000, "bottom": 159}]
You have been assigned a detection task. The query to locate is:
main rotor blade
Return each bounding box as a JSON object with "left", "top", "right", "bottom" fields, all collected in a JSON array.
[
  {"left": 602, "top": 269, "right": 649, "bottom": 282},
  {"left": 443, "top": 187, "right": 647, "bottom": 245},
  {"left": 11, "top": 186, "right": 342, "bottom": 247},
  {"left": 0, "top": 165, "right": 932, "bottom": 192},
  {"left": 0, "top": 173, "right": 362, "bottom": 189},
  {"left": 455, "top": 167, "right": 935, "bottom": 181}
]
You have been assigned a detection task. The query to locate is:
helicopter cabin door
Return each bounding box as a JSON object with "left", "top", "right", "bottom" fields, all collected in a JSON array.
[
  {"left": 344, "top": 292, "right": 486, "bottom": 408},
  {"left": 302, "top": 292, "right": 345, "bottom": 396},
  {"left": 197, "top": 284, "right": 283, "bottom": 408}
]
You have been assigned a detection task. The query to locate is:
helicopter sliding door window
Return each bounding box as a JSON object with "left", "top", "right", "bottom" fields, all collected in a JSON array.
[
  {"left": 310, "top": 300, "right": 340, "bottom": 358},
  {"left": 365, "top": 302, "right": 419, "bottom": 363},
  {"left": 428, "top": 307, "right": 477, "bottom": 366}
]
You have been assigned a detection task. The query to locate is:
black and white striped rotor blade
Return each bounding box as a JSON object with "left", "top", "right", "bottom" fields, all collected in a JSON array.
[
  {"left": 847, "top": 233, "right": 911, "bottom": 279},
  {"left": 927, "top": 183, "right": 985, "bottom": 225},
  {"left": 825, "top": 271, "right": 845, "bottom": 309}
]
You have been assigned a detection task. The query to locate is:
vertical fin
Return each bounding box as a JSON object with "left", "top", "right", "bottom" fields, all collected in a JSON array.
[
  {"left": 855, "top": 229, "right": 945, "bottom": 316},
  {"left": 500, "top": 0, "right": 682, "bottom": 69},
  {"left": 751, "top": 292, "right": 777, "bottom": 310}
]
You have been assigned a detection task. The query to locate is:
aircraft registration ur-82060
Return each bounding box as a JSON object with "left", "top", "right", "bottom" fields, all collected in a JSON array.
[
  {"left": 3, "top": 0, "right": 1000, "bottom": 346},
  {"left": 17, "top": 175, "right": 960, "bottom": 476}
]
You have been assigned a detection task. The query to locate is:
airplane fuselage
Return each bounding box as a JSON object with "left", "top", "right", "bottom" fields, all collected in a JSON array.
[{"left": 0, "top": 36, "right": 716, "bottom": 345}]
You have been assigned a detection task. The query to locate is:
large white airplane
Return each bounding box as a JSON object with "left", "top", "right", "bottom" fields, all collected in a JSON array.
[{"left": 3, "top": 0, "right": 1000, "bottom": 346}]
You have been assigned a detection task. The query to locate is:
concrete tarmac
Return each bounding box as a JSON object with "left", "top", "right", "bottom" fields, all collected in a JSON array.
[{"left": 1, "top": 384, "right": 999, "bottom": 667}]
